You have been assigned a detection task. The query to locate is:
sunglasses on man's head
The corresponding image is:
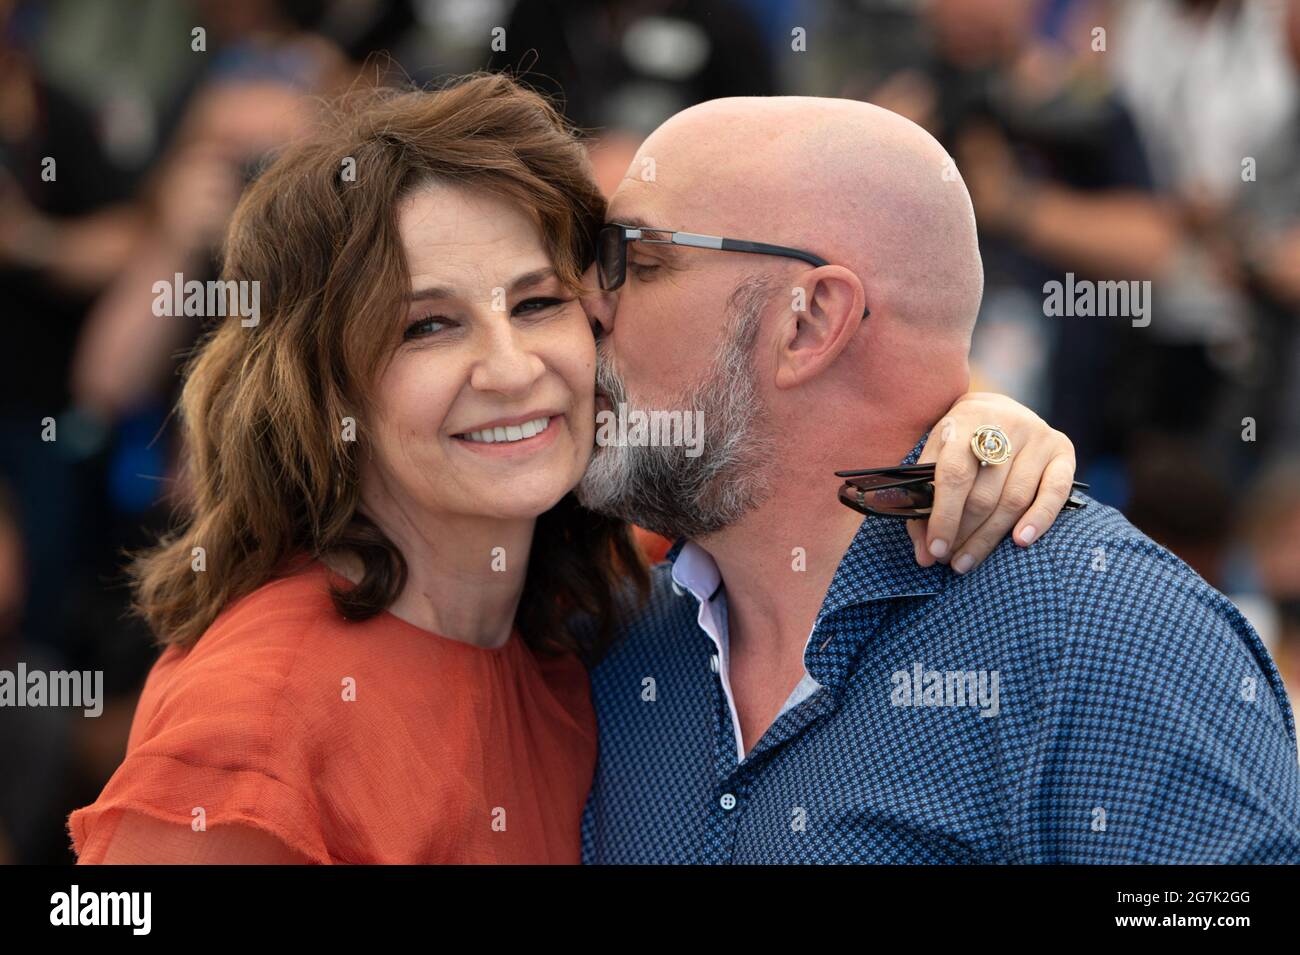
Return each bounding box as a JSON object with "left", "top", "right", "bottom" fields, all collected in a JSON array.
[
  {"left": 597, "top": 223, "right": 867, "bottom": 321},
  {"left": 834, "top": 463, "right": 1089, "bottom": 520}
]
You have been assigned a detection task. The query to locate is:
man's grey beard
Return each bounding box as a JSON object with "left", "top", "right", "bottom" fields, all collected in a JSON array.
[{"left": 577, "top": 278, "right": 775, "bottom": 540}]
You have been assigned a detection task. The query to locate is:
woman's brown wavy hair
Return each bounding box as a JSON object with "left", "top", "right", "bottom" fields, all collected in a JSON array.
[{"left": 128, "top": 73, "right": 647, "bottom": 662}]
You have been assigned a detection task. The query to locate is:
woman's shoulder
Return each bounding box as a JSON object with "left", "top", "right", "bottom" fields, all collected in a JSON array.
[
  {"left": 72, "top": 561, "right": 354, "bottom": 864},
  {"left": 204, "top": 558, "right": 342, "bottom": 647},
  {"left": 136, "top": 561, "right": 355, "bottom": 726}
]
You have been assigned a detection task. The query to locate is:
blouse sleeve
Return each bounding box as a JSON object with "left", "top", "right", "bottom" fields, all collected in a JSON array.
[
  {"left": 87, "top": 811, "right": 316, "bottom": 864},
  {"left": 68, "top": 646, "right": 333, "bottom": 865}
]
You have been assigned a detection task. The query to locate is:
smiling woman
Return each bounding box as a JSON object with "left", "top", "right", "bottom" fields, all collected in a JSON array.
[
  {"left": 66, "top": 74, "right": 649, "bottom": 864},
  {"left": 381, "top": 184, "right": 597, "bottom": 527},
  {"left": 129, "top": 75, "right": 644, "bottom": 659}
]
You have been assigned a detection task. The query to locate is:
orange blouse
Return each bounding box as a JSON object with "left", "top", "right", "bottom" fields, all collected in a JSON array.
[
  {"left": 68, "top": 559, "right": 595, "bottom": 864},
  {"left": 633, "top": 526, "right": 673, "bottom": 565}
]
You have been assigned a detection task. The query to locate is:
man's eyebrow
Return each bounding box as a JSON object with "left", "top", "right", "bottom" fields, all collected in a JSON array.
[{"left": 405, "top": 267, "right": 558, "bottom": 302}]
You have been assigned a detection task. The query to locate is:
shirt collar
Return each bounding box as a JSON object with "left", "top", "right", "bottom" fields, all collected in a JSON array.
[
  {"left": 664, "top": 536, "right": 690, "bottom": 564},
  {"left": 816, "top": 432, "right": 947, "bottom": 620},
  {"left": 669, "top": 538, "right": 723, "bottom": 603}
]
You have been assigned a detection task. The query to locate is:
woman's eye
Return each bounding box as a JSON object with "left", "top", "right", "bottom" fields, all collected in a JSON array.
[
  {"left": 629, "top": 261, "right": 660, "bottom": 280},
  {"left": 404, "top": 316, "right": 452, "bottom": 340},
  {"left": 513, "top": 296, "right": 567, "bottom": 316}
]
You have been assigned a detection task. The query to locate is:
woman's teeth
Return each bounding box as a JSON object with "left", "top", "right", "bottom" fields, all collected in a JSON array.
[{"left": 459, "top": 416, "right": 551, "bottom": 444}]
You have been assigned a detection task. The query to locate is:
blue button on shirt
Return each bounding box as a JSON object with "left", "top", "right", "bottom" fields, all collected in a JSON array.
[{"left": 581, "top": 437, "right": 1300, "bottom": 863}]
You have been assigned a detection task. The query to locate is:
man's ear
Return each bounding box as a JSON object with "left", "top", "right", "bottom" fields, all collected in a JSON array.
[{"left": 774, "top": 265, "right": 867, "bottom": 389}]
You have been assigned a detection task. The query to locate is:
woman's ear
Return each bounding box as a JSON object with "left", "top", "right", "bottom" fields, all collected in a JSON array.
[{"left": 774, "top": 265, "right": 867, "bottom": 389}]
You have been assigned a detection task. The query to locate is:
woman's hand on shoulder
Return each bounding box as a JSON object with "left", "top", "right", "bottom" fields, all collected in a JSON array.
[{"left": 912, "top": 391, "right": 1077, "bottom": 572}]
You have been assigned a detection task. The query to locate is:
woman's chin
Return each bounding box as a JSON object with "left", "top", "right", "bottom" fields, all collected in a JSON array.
[{"left": 467, "top": 478, "right": 579, "bottom": 521}]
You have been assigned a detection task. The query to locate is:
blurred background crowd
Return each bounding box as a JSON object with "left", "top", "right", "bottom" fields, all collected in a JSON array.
[{"left": 1, "top": 0, "right": 1298, "bottom": 863}]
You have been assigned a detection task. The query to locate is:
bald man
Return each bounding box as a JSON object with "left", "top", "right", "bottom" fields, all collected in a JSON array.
[{"left": 575, "top": 97, "right": 1300, "bottom": 863}]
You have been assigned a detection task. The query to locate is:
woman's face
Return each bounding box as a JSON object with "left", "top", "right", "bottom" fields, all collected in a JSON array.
[{"left": 360, "top": 183, "right": 596, "bottom": 524}]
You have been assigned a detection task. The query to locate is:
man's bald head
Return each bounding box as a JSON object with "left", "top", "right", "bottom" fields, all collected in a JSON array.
[
  {"left": 620, "top": 96, "right": 983, "bottom": 343},
  {"left": 580, "top": 96, "right": 983, "bottom": 538}
]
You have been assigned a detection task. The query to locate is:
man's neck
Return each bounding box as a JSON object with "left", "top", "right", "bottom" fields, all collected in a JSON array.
[
  {"left": 698, "top": 421, "right": 924, "bottom": 663},
  {"left": 704, "top": 500, "right": 862, "bottom": 662}
]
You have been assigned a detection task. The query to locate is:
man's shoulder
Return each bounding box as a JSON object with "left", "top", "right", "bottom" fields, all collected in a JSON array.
[
  {"left": 975, "top": 494, "right": 1254, "bottom": 645},
  {"left": 966, "top": 495, "right": 1257, "bottom": 654},
  {"left": 951, "top": 498, "right": 1300, "bottom": 861},
  {"left": 957, "top": 495, "right": 1295, "bottom": 741},
  {"left": 985, "top": 490, "right": 1153, "bottom": 570}
]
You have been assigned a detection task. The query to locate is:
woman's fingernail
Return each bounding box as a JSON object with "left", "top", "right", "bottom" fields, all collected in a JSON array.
[
  {"left": 929, "top": 539, "right": 948, "bottom": 559},
  {"left": 1019, "top": 525, "right": 1037, "bottom": 544},
  {"left": 953, "top": 553, "right": 974, "bottom": 574}
]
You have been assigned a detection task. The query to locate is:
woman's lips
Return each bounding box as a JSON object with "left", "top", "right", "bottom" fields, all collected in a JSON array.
[{"left": 451, "top": 413, "right": 563, "bottom": 457}]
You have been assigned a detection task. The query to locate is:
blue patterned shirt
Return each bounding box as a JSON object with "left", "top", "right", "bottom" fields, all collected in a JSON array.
[{"left": 581, "top": 438, "right": 1300, "bottom": 863}]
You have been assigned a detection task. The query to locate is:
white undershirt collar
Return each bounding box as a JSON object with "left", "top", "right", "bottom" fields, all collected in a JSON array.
[{"left": 670, "top": 541, "right": 822, "bottom": 762}]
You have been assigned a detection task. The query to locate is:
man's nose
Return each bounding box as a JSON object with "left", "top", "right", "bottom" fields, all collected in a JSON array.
[{"left": 579, "top": 263, "right": 617, "bottom": 339}]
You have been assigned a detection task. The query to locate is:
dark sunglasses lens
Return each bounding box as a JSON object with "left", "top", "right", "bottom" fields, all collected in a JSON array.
[
  {"left": 839, "top": 480, "right": 933, "bottom": 517},
  {"left": 839, "top": 484, "right": 874, "bottom": 515},
  {"left": 597, "top": 226, "right": 625, "bottom": 290}
]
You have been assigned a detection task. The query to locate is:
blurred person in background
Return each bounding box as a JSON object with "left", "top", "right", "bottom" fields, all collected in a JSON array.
[
  {"left": 1239, "top": 460, "right": 1300, "bottom": 722},
  {"left": 1208, "top": 0, "right": 1300, "bottom": 473},
  {"left": 0, "top": 481, "right": 74, "bottom": 864},
  {"left": 70, "top": 0, "right": 350, "bottom": 427},
  {"left": 1111, "top": 0, "right": 1300, "bottom": 479},
  {"left": 1122, "top": 436, "right": 1235, "bottom": 589},
  {"left": 489, "top": 0, "right": 777, "bottom": 194},
  {"left": 0, "top": 0, "right": 145, "bottom": 665},
  {"left": 857, "top": 0, "right": 1180, "bottom": 506},
  {"left": 64, "top": 0, "right": 350, "bottom": 748}
]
